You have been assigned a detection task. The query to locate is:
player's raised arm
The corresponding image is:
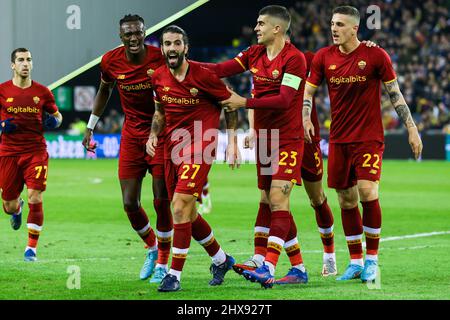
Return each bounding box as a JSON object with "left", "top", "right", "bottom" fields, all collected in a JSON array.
[
  {"left": 82, "top": 79, "right": 115, "bottom": 152},
  {"left": 303, "top": 82, "right": 318, "bottom": 144},
  {"left": 146, "top": 101, "right": 165, "bottom": 157},
  {"left": 384, "top": 79, "right": 423, "bottom": 159}
]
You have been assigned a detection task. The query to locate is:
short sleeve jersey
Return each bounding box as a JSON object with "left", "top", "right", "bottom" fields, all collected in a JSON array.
[
  {"left": 0, "top": 80, "right": 58, "bottom": 156},
  {"left": 100, "top": 45, "right": 165, "bottom": 138},
  {"left": 234, "top": 42, "right": 307, "bottom": 141},
  {"left": 307, "top": 44, "right": 396, "bottom": 143},
  {"left": 152, "top": 61, "right": 231, "bottom": 161}
]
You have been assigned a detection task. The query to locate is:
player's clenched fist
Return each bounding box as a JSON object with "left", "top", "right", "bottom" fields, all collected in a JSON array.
[
  {"left": 244, "top": 129, "right": 255, "bottom": 150},
  {"left": 82, "top": 129, "right": 97, "bottom": 153}
]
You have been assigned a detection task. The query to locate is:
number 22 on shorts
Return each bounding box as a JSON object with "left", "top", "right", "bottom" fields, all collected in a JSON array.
[{"left": 362, "top": 153, "right": 380, "bottom": 169}]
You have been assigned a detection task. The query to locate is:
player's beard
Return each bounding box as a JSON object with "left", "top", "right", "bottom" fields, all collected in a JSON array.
[{"left": 165, "top": 51, "right": 185, "bottom": 69}]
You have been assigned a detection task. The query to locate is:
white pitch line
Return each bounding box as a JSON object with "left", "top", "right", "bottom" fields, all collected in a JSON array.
[
  {"left": 362, "top": 230, "right": 450, "bottom": 247},
  {"left": 380, "top": 230, "right": 450, "bottom": 242},
  {"left": 2, "top": 230, "right": 449, "bottom": 264}
]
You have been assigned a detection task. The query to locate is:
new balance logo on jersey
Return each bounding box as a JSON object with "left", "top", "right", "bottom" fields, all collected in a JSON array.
[
  {"left": 328, "top": 65, "right": 337, "bottom": 70},
  {"left": 6, "top": 98, "right": 14, "bottom": 103},
  {"left": 117, "top": 75, "right": 126, "bottom": 79}
]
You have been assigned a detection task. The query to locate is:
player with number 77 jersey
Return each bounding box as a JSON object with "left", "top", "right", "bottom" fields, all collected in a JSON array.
[{"left": 0, "top": 48, "right": 63, "bottom": 262}]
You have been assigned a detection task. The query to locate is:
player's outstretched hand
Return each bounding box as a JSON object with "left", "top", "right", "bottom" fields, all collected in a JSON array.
[
  {"left": 82, "top": 129, "right": 97, "bottom": 153},
  {"left": 303, "top": 118, "right": 315, "bottom": 144},
  {"left": 146, "top": 134, "right": 158, "bottom": 157},
  {"left": 221, "top": 88, "right": 246, "bottom": 112},
  {"left": 244, "top": 129, "right": 255, "bottom": 150},
  {"left": 226, "top": 141, "right": 241, "bottom": 170},
  {"left": 408, "top": 126, "right": 423, "bottom": 160},
  {"left": 0, "top": 118, "right": 17, "bottom": 134}
]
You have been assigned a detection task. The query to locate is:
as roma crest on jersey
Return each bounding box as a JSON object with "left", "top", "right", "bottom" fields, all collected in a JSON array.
[
  {"left": 272, "top": 69, "right": 280, "bottom": 79},
  {"left": 147, "top": 69, "right": 155, "bottom": 77},
  {"left": 358, "top": 60, "right": 367, "bottom": 70},
  {"left": 190, "top": 88, "right": 199, "bottom": 97},
  {"left": 163, "top": 86, "right": 170, "bottom": 92},
  {"left": 33, "top": 96, "right": 40, "bottom": 104}
]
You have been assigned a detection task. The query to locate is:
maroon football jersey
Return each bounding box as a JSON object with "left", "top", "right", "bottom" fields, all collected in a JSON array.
[
  {"left": 152, "top": 61, "right": 231, "bottom": 161},
  {"left": 307, "top": 44, "right": 396, "bottom": 143},
  {"left": 0, "top": 80, "right": 58, "bottom": 156},
  {"left": 101, "top": 45, "right": 165, "bottom": 138},
  {"left": 235, "top": 42, "right": 307, "bottom": 141}
]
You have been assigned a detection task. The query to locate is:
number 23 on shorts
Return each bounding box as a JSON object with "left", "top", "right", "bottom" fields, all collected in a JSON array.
[{"left": 279, "top": 151, "right": 298, "bottom": 167}]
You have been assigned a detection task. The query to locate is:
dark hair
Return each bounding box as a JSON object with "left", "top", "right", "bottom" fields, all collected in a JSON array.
[
  {"left": 11, "top": 48, "right": 29, "bottom": 63},
  {"left": 332, "top": 6, "right": 360, "bottom": 24},
  {"left": 120, "top": 14, "right": 145, "bottom": 27},
  {"left": 259, "top": 5, "right": 291, "bottom": 30},
  {"left": 160, "top": 25, "right": 189, "bottom": 45}
]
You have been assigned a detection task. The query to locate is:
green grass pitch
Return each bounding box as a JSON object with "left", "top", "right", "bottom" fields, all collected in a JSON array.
[{"left": 0, "top": 159, "right": 449, "bottom": 300}]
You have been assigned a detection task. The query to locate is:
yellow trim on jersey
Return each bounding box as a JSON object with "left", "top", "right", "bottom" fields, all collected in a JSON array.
[
  {"left": 306, "top": 81, "right": 318, "bottom": 88},
  {"left": 383, "top": 78, "right": 397, "bottom": 84},
  {"left": 234, "top": 57, "right": 246, "bottom": 71}
]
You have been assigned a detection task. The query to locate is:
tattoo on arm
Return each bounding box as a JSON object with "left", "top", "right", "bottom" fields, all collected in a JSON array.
[
  {"left": 394, "top": 104, "right": 415, "bottom": 128},
  {"left": 224, "top": 110, "right": 238, "bottom": 130},
  {"left": 385, "top": 80, "right": 415, "bottom": 128},
  {"left": 151, "top": 103, "right": 165, "bottom": 135},
  {"left": 225, "top": 110, "right": 238, "bottom": 144},
  {"left": 303, "top": 99, "right": 312, "bottom": 119}
]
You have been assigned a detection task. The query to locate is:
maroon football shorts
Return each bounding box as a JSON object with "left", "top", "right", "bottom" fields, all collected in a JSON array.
[
  {"left": 164, "top": 159, "right": 211, "bottom": 200},
  {"left": 118, "top": 136, "right": 164, "bottom": 180},
  {"left": 327, "top": 141, "right": 385, "bottom": 190},
  {"left": 256, "top": 139, "right": 304, "bottom": 190},
  {"left": 301, "top": 140, "right": 324, "bottom": 182},
  {"left": 0, "top": 152, "right": 49, "bottom": 201}
]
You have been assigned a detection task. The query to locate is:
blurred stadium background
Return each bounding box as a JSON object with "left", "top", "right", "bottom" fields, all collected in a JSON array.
[{"left": 1, "top": 0, "right": 450, "bottom": 160}]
